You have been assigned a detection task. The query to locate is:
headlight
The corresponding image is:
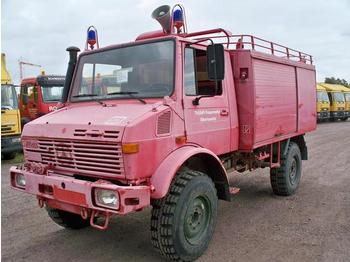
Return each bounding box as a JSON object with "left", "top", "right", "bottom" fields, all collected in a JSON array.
[
  {"left": 15, "top": 174, "right": 26, "bottom": 188},
  {"left": 95, "top": 188, "right": 119, "bottom": 210},
  {"left": 12, "top": 137, "right": 21, "bottom": 143}
]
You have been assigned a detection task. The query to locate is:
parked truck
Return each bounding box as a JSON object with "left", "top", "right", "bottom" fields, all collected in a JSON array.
[
  {"left": 10, "top": 5, "right": 316, "bottom": 261},
  {"left": 316, "top": 84, "right": 330, "bottom": 121},
  {"left": 19, "top": 74, "right": 65, "bottom": 126},
  {"left": 1, "top": 53, "right": 22, "bottom": 159},
  {"left": 319, "top": 83, "right": 347, "bottom": 121}
]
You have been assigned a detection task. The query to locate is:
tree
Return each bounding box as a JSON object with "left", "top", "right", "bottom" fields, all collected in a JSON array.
[{"left": 324, "top": 77, "right": 349, "bottom": 87}]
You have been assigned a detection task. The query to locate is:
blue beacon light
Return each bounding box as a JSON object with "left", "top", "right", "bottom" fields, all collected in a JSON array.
[
  {"left": 87, "top": 29, "right": 96, "bottom": 49},
  {"left": 173, "top": 9, "right": 184, "bottom": 33}
]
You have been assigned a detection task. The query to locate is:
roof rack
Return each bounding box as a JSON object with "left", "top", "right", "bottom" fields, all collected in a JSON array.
[{"left": 185, "top": 29, "right": 313, "bottom": 65}]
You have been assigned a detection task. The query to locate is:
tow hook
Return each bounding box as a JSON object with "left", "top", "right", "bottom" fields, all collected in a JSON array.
[
  {"left": 80, "top": 207, "right": 89, "bottom": 219},
  {"left": 90, "top": 210, "right": 111, "bottom": 230},
  {"left": 37, "top": 196, "right": 45, "bottom": 208}
]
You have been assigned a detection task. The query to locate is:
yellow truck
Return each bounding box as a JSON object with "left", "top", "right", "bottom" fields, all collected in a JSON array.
[
  {"left": 319, "top": 83, "right": 347, "bottom": 121},
  {"left": 339, "top": 86, "right": 350, "bottom": 121},
  {"left": 1, "top": 53, "right": 22, "bottom": 159},
  {"left": 316, "top": 84, "right": 330, "bottom": 121}
]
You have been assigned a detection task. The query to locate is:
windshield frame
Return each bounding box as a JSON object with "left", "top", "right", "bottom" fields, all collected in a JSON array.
[
  {"left": 1, "top": 84, "right": 19, "bottom": 110},
  {"left": 68, "top": 38, "right": 176, "bottom": 103},
  {"left": 41, "top": 85, "right": 64, "bottom": 103},
  {"left": 316, "top": 90, "right": 329, "bottom": 102}
]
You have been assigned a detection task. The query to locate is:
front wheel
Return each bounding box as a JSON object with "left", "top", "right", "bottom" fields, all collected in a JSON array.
[
  {"left": 151, "top": 168, "right": 218, "bottom": 261},
  {"left": 46, "top": 206, "right": 91, "bottom": 229},
  {"left": 2, "top": 152, "right": 16, "bottom": 160},
  {"left": 270, "top": 142, "right": 302, "bottom": 196}
]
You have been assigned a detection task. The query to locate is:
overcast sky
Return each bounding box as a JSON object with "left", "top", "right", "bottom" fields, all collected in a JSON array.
[{"left": 2, "top": 0, "right": 350, "bottom": 84}]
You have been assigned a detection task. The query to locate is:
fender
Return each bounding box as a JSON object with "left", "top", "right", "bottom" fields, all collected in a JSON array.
[{"left": 151, "top": 145, "right": 231, "bottom": 201}]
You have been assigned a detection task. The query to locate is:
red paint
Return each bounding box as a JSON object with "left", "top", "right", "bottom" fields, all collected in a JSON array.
[
  {"left": 10, "top": 20, "right": 316, "bottom": 228},
  {"left": 19, "top": 75, "right": 65, "bottom": 122}
]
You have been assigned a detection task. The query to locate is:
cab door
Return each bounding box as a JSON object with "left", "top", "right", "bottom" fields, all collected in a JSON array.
[
  {"left": 23, "top": 84, "right": 39, "bottom": 119},
  {"left": 182, "top": 46, "right": 230, "bottom": 155}
]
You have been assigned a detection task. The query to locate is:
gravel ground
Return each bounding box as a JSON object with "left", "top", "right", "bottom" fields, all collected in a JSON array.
[{"left": 1, "top": 120, "right": 350, "bottom": 262}]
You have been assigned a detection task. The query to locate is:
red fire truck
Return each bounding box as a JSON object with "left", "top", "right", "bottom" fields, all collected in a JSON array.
[
  {"left": 19, "top": 75, "right": 65, "bottom": 125},
  {"left": 10, "top": 5, "right": 316, "bottom": 261}
]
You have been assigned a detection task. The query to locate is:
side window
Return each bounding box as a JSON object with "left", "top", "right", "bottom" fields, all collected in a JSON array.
[
  {"left": 184, "top": 48, "right": 196, "bottom": 95},
  {"left": 184, "top": 48, "right": 222, "bottom": 96}
]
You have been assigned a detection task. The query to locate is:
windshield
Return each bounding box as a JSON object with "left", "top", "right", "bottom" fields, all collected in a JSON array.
[
  {"left": 41, "top": 85, "right": 64, "bottom": 102},
  {"left": 71, "top": 40, "right": 174, "bottom": 102},
  {"left": 1, "top": 85, "right": 18, "bottom": 110},
  {"left": 344, "top": 93, "right": 350, "bottom": 102},
  {"left": 333, "top": 92, "right": 345, "bottom": 102},
  {"left": 317, "top": 91, "right": 329, "bottom": 102}
]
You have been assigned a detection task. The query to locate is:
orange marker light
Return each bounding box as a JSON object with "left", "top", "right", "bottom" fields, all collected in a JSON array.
[
  {"left": 175, "top": 136, "right": 187, "bottom": 144},
  {"left": 122, "top": 143, "right": 139, "bottom": 154}
]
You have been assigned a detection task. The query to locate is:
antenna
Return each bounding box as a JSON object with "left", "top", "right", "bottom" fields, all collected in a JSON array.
[{"left": 18, "top": 58, "right": 42, "bottom": 80}]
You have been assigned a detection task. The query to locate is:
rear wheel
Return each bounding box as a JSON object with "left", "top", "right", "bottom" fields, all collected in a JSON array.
[
  {"left": 270, "top": 142, "right": 302, "bottom": 196},
  {"left": 46, "top": 206, "right": 91, "bottom": 229},
  {"left": 151, "top": 168, "right": 218, "bottom": 261}
]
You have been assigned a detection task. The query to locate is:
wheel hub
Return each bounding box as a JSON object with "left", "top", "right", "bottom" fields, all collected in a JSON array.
[
  {"left": 289, "top": 157, "right": 298, "bottom": 185},
  {"left": 184, "top": 196, "right": 211, "bottom": 245}
]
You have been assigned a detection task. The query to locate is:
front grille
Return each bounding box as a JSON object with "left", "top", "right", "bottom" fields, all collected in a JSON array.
[
  {"left": 1, "top": 124, "right": 16, "bottom": 135},
  {"left": 24, "top": 139, "right": 124, "bottom": 178}
]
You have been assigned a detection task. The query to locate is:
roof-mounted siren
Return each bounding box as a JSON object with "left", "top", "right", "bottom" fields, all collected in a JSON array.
[
  {"left": 151, "top": 4, "right": 187, "bottom": 34},
  {"left": 85, "top": 26, "right": 99, "bottom": 50}
]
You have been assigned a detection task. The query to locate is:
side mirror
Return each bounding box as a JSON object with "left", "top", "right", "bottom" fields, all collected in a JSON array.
[{"left": 207, "top": 44, "right": 225, "bottom": 81}]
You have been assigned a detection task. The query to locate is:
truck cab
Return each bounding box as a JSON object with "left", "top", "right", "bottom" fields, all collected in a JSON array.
[
  {"left": 19, "top": 75, "right": 65, "bottom": 125},
  {"left": 1, "top": 53, "right": 22, "bottom": 159},
  {"left": 319, "top": 83, "right": 347, "bottom": 121},
  {"left": 340, "top": 86, "right": 350, "bottom": 121},
  {"left": 316, "top": 84, "right": 330, "bottom": 121}
]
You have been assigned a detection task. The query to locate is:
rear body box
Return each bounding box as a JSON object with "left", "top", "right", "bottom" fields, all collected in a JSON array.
[{"left": 231, "top": 50, "right": 316, "bottom": 151}]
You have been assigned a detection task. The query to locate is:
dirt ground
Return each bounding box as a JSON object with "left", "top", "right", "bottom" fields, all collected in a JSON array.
[{"left": 1, "top": 121, "right": 350, "bottom": 262}]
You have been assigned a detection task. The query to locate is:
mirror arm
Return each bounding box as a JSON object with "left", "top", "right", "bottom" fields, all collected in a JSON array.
[{"left": 192, "top": 95, "right": 214, "bottom": 106}]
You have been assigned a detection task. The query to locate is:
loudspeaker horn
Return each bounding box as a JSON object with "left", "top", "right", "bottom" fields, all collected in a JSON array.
[{"left": 151, "top": 5, "right": 172, "bottom": 33}]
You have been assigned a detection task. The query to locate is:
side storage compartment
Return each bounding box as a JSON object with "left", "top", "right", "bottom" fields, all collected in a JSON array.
[{"left": 231, "top": 50, "right": 316, "bottom": 151}]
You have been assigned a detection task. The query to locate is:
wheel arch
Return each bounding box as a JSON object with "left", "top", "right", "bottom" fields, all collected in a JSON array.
[
  {"left": 290, "top": 135, "right": 308, "bottom": 160},
  {"left": 150, "top": 146, "right": 231, "bottom": 201}
]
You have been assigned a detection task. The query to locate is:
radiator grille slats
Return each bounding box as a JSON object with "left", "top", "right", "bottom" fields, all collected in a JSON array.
[{"left": 24, "top": 139, "right": 124, "bottom": 177}]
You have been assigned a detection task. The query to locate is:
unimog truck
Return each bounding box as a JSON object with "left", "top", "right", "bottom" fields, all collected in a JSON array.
[{"left": 10, "top": 5, "right": 316, "bottom": 261}]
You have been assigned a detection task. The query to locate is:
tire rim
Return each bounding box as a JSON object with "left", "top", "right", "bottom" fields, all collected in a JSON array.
[
  {"left": 184, "top": 195, "right": 211, "bottom": 245},
  {"left": 289, "top": 157, "right": 298, "bottom": 185}
]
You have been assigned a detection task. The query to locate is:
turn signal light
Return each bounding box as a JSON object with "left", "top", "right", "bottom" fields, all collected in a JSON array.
[{"left": 122, "top": 143, "right": 139, "bottom": 154}]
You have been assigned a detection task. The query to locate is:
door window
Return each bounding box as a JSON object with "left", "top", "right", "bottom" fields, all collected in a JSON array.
[{"left": 184, "top": 48, "right": 222, "bottom": 96}]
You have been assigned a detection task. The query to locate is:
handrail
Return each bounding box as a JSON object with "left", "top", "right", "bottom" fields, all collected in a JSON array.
[
  {"left": 185, "top": 28, "right": 232, "bottom": 48},
  {"left": 185, "top": 31, "right": 313, "bottom": 65}
]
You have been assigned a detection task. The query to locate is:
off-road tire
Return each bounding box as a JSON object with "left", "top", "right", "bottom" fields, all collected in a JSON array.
[
  {"left": 151, "top": 169, "right": 218, "bottom": 261},
  {"left": 46, "top": 206, "right": 91, "bottom": 229},
  {"left": 270, "top": 142, "right": 302, "bottom": 196},
  {"left": 2, "top": 152, "right": 16, "bottom": 160},
  {"left": 341, "top": 117, "right": 348, "bottom": 121}
]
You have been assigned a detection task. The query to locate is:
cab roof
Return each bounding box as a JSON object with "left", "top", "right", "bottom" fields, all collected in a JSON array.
[{"left": 318, "top": 83, "right": 350, "bottom": 92}]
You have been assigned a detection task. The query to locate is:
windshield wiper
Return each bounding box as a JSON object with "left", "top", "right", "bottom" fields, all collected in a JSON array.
[
  {"left": 107, "top": 91, "right": 146, "bottom": 104},
  {"left": 72, "top": 94, "right": 99, "bottom": 98}
]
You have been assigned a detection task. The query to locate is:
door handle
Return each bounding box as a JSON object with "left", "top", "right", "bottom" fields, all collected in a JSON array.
[{"left": 220, "top": 109, "right": 229, "bottom": 116}]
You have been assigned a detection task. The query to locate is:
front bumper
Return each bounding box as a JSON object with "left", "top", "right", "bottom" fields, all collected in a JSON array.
[
  {"left": 330, "top": 111, "right": 347, "bottom": 119},
  {"left": 1, "top": 136, "right": 22, "bottom": 154},
  {"left": 317, "top": 111, "right": 330, "bottom": 120},
  {"left": 10, "top": 166, "right": 151, "bottom": 225}
]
